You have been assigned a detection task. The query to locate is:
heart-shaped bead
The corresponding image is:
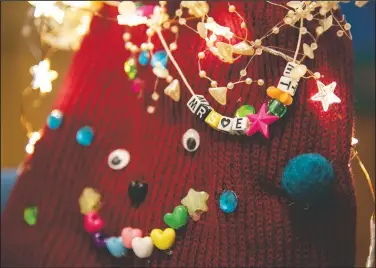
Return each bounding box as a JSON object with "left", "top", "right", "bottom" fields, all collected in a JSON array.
[
  {"left": 128, "top": 181, "right": 148, "bottom": 207},
  {"left": 106, "top": 236, "right": 127, "bottom": 258},
  {"left": 132, "top": 236, "right": 154, "bottom": 258},
  {"left": 163, "top": 205, "right": 188, "bottom": 229},
  {"left": 150, "top": 228, "right": 176, "bottom": 250},
  {"left": 121, "top": 227, "right": 143, "bottom": 248},
  {"left": 84, "top": 212, "right": 104, "bottom": 233}
]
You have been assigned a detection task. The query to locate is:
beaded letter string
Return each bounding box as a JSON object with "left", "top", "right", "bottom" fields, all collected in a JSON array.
[
  {"left": 118, "top": 1, "right": 360, "bottom": 138},
  {"left": 79, "top": 187, "right": 209, "bottom": 259}
]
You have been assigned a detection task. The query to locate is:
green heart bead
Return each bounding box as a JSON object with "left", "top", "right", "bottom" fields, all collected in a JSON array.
[
  {"left": 163, "top": 205, "right": 188, "bottom": 229},
  {"left": 24, "top": 206, "right": 38, "bottom": 226}
]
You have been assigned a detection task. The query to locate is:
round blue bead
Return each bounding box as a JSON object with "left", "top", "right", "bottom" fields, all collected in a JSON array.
[
  {"left": 47, "top": 110, "right": 63, "bottom": 130},
  {"left": 219, "top": 190, "right": 238, "bottom": 213},
  {"left": 76, "top": 126, "right": 94, "bottom": 146},
  {"left": 151, "top": 50, "right": 168, "bottom": 68},
  {"left": 138, "top": 51, "right": 150, "bottom": 66}
]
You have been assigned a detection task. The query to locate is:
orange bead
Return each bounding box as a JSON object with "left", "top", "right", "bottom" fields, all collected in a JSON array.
[
  {"left": 266, "top": 86, "right": 281, "bottom": 99},
  {"left": 279, "top": 92, "right": 293, "bottom": 106}
]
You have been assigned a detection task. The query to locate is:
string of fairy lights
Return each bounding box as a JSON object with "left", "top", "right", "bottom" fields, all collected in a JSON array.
[{"left": 18, "top": 2, "right": 374, "bottom": 266}]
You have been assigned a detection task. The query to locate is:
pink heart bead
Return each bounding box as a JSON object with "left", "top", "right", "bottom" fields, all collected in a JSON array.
[
  {"left": 121, "top": 227, "right": 143, "bottom": 249},
  {"left": 84, "top": 212, "right": 104, "bottom": 233}
]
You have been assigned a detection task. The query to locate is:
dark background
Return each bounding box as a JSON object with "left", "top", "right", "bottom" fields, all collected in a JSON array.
[{"left": 1, "top": 2, "right": 375, "bottom": 266}]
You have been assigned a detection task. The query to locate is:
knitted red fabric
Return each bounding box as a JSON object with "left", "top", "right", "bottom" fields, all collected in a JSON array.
[{"left": 1, "top": 2, "right": 356, "bottom": 267}]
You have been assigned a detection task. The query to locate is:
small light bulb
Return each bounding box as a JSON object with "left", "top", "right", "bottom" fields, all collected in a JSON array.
[
  {"left": 314, "top": 72, "right": 321, "bottom": 79},
  {"left": 240, "top": 69, "right": 247, "bottom": 77},
  {"left": 227, "top": 82, "right": 234, "bottom": 89},
  {"left": 175, "top": 9, "right": 183, "bottom": 16},
  {"left": 169, "top": 42, "right": 177, "bottom": 51},
  {"left": 241, "top": 22, "right": 246, "bottom": 29},
  {"left": 272, "top": 27, "right": 279, "bottom": 34},
  {"left": 300, "top": 27, "right": 307, "bottom": 34},
  {"left": 211, "top": 81, "right": 218, "bottom": 87},
  {"left": 284, "top": 17, "right": 293, "bottom": 25},
  {"left": 171, "top": 26, "right": 179, "bottom": 33},
  {"left": 198, "top": 52, "right": 205, "bottom": 59},
  {"left": 178, "top": 18, "right": 186, "bottom": 25},
  {"left": 209, "top": 34, "right": 217, "bottom": 42},
  {"left": 351, "top": 137, "right": 358, "bottom": 146},
  {"left": 199, "top": 70, "right": 206, "bottom": 78},
  {"left": 166, "top": 75, "right": 173, "bottom": 83},
  {"left": 257, "top": 79, "right": 264, "bottom": 86},
  {"left": 337, "top": 30, "right": 344, "bottom": 37},
  {"left": 254, "top": 39, "right": 262, "bottom": 46},
  {"left": 123, "top": 32, "right": 131, "bottom": 41},
  {"left": 311, "top": 43, "right": 318, "bottom": 50},
  {"left": 316, "top": 26, "right": 324, "bottom": 35},
  {"left": 146, "top": 28, "right": 155, "bottom": 37},
  {"left": 245, "top": 78, "right": 252, "bottom": 85},
  {"left": 255, "top": 48, "right": 263, "bottom": 55},
  {"left": 344, "top": 23, "right": 351, "bottom": 30},
  {"left": 229, "top": 5, "right": 236, "bottom": 12}
]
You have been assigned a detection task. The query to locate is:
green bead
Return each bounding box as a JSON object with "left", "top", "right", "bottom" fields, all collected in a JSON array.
[
  {"left": 163, "top": 205, "right": 188, "bottom": 229},
  {"left": 24, "top": 206, "right": 38, "bottom": 226},
  {"left": 124, "top": 58, "right": 137, "bottom": 80},
  {"left": 235, "top": 105, "right": 256, "bottom": 117},
  {"left": 268, "top": 99, "right": 287, "bottom": 118}
]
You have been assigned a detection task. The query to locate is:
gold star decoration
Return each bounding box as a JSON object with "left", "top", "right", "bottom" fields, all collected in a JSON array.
[
  {"left": 181, "top": 188, "right": 209, "bottom": 217},
  {"left": 311, "top": 80, "right": 340, "bottom": 112},
  {"left": 29, "top": 59, "right": 58, "bottom": 93}
]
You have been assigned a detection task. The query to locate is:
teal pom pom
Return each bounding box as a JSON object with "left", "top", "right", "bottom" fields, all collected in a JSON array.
[{"left": 281, "top": 153, "right": 335, "bottom": 204}]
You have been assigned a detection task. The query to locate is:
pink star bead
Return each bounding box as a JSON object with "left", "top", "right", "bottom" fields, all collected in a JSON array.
[{"left": 246, "top": 103, "right": 279, "bottom": 138}]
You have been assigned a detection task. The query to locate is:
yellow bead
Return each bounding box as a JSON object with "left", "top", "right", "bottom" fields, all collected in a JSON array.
[
  {"left": 150, "top": 228, "right": 175, "bottom": 250},
  {"left": 79, "top": 187, "right": 101, "bottom": 214},
  {"left": 204, "top": 110, "right": 222, "bottom": 129}
]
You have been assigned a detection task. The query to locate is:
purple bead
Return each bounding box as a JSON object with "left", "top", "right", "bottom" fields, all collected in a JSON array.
[{"left": 92, "top": 232, "right": 107, "bottom": 248}]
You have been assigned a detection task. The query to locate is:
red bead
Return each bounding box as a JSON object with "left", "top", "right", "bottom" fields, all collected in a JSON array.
[{"left": 84, "top": 212, "right": 104, "bottom": 233}]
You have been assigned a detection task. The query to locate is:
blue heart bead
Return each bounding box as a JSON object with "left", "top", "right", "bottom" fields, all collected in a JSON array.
[
  {"left": 138, "top": 51, "right": 150, "bottom": 66},
  {"left": 219, "top": 190, "right": 238, "bottom": 213},
  {"left": 106, "top": 236, "right": 127, "bottom": 258},
  {"left": 76, "top": 126, "right": 94, "bottom": 146},
  {"left": 47, "top": 110, "right": 63, "bottom": 130},
  {"left": 151, "top": 50, "right": 168, "bottom": 69}
]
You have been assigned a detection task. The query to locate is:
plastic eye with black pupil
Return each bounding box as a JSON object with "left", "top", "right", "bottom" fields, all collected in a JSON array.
[
  {"left": 108, "top": 149, "right": 130, "bottom": 170},
  {"left": 182, "top": 129, "right": 200, "bottom": 152}
]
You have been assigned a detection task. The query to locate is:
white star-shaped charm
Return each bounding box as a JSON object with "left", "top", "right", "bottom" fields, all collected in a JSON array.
[
  {"left": 311, "top": 81, "right": 341, "bottom": 112},
  {"left": 30, "top": 59, "right": 58, "bottom": 93}
]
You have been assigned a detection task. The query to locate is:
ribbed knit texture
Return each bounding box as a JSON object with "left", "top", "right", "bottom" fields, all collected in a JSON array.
[{"left": 1, "top": 2, "right": 356, "bottom": 267}]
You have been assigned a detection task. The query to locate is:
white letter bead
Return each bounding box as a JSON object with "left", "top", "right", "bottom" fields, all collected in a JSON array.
[
  {"left": 196, "top": 104, "right": 212, "bottom": 121},
  {"left": 187, "top": 95, "right": 209, "bottom": 113},
  {"left": 277, "top": 76, "right": 298, "bottom": 96},
  {"left": 231, "top": 117, "right": 248, "bottom": 135},
  {"left": 283, "top": 62, "right": 298, "bottom": 79},
  {"left": 217, "top": 116, "right": 234, "bottom": 133}
]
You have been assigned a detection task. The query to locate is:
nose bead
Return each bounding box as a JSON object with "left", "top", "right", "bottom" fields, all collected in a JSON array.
[
  {"left": 92, "top": 232, "right": 108, "bottom": 248},
  {"left": 128, "top": 180, "right": 148, "bottom": 207},
  {"left": 219, "top": 190, "right": 238, "bottom": 213},
  {"left": 47, "top": 109, "right": 63, "bottom": 130},
  {"left": 76, "top": 126, "right": 94, "bottom": 146}
]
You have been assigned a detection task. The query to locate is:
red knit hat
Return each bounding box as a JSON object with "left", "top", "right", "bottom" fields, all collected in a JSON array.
[{"left": 1, "top": 2, "right": 356, "bottom": 267}]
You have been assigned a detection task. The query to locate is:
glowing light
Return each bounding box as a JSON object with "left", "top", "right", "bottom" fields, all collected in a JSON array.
[
  {"left": 62, "top": 1, "right": 93, "bottom": 8},
  {"left": 204, "top": 20, "right": 234, "bottom": 40},
  {"left": 351, "top": 137, "right": 359, "bottom": 146},
  {"left": 311, "top": 81, "right": 340, "bottom": 112},
  {"left": 25, "top": 131, "right": 42, "bottom": 155},
  {"left": 29, "top": 59, "right": 58, "bottom": 93},
  {"left": 117, "top": 1, "right": 147, "bottom": 26},
  {"left": 29, "top": 1, "right": 65, "bottom": 24}
]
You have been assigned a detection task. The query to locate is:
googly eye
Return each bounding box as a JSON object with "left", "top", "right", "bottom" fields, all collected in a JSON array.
[
  {"left": 108, "top": 149, "right": 130, "bottom": 170},
  {"left": 182, "top": 129, "right": 200, "bottom": 152}
]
